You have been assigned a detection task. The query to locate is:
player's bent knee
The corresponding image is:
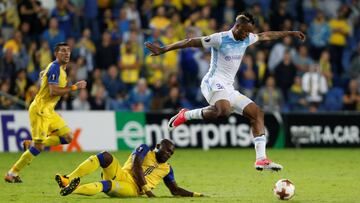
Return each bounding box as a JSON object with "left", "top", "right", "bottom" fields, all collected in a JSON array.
[
  {"left": 217, "top": 109, "right": 231, "bottom": 119},
  {"left": 97, "top": 151, "right": 113, "bottom": 168}
]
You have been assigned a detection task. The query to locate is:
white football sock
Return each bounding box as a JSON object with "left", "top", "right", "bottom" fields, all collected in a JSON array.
[
  {"left": 8, "top": 170, "right": 18, "bottom": 176},
  {"left": 184, "top": 108, "right": 203, "bottom": 120},
  {"left": 254, "top": 135, "right": 267, "bottom": 160}
]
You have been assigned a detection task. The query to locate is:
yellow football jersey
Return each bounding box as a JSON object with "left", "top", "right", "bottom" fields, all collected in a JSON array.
[
  {"left": 31, "top": 60, "right": 67, "bottom": 114},
  {"left": 122, "top": 144, "right": 175, "bottom": 190}
]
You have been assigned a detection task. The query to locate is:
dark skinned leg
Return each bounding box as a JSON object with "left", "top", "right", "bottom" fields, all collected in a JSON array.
[
  {"left": 202, "top": 99, "right": 232, "bottom": 120},
  {"left": 242, "top": 102, "right": 265, "bottom": 137}
]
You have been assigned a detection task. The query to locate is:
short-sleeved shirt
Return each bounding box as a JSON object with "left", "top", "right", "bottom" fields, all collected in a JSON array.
[
  {"left": 122, "top": 144, "right": 175, "bottom": 190},
  {"left": 201, "top": 30, "right": 258, "bottom": 84},
  {"left": 31, "top": 60, "right": 67, "bottom": 114},
  {"left": 32, "top": 60, "right": 67, "bottom": 111}
]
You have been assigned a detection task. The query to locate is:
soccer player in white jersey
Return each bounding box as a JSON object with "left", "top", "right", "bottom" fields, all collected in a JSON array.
[{"left": 145, "top": 12, "right": 305, "bottom": 171}]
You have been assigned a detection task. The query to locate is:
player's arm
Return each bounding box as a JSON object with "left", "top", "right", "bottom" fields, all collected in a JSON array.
[
  {"left": 46, "top": 63, "right": 87, "bottom": 96},
  {"left": 145, "top": 38, "right": 203, "bottom": 56},
  {"left": 165, "top": 180, "right": 203, "bottom": 197},
  {"left": 49, "top": 81, "right": 87, "bottom": 96},
  {"left": 257, "top": 31, "right": 306, "bottom": 42},
  {"left": 163, "top": 166, "right": 203, "bottom": 197},
  {"left": 131, "top": 145, "right": 155, "bottom": 197}
]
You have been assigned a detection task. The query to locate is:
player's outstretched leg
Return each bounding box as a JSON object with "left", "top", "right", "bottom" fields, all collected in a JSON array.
[
  {"left": 60, "top": 177, "right": 80, "bottom": 196},
  {"left": 4, "top": 144, "right": 41, "bottom": 183},
  {"left": 168, "top": 98, "right": 231, "bottom": 131},
  {"left": 243, "top": 103, "right": 283, "bottom": 172},
  {"left": 168, "top": 108, "right": 189, "bottom": 130},
  {"left": 55, "top": 174, "right": 70, "bottom": 188}
]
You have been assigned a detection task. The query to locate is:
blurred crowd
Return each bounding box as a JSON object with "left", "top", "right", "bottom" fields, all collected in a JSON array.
[{"left": 0, "top": 0, "right": 360, "bottom": 112}]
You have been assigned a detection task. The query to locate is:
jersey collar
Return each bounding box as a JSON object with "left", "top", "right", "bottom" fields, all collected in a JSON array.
[{"left": 229, "top": 30, "right": 248, "bottom": 42}]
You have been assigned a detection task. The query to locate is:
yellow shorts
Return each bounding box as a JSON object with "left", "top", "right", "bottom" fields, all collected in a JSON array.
[
  {"left": 29, "top": 104, "right": 71, "bottom": 143},
  {"left": 101, "top": 156, "right": 139, "bottom": 197}
]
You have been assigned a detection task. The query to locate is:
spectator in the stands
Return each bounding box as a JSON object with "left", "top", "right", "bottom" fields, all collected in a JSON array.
[
  {"left": 292, "top": 45, "right": 314, "bottom": 74},
  {"left": 96, "top": 32, "right": 117, "bottom": 71},
  {"left": 17, "top": 0, "right": 48, "bottom": 38},
  {"left": 128, "top": 78, "right": 152, "bottom": 112},
  {"left": 0, "top": 79, "right": 14, "bottom": 109},
  {"left": 72, "top": 88, "right": 91, "bottom": 111},
  {"left": 0, "top": 49, "right": 17, "bottom": 80},
  {"left": 319, "top": 50, "right": 333, "bottom": 87},
  {"left": 288, "top": 75, "right": 308, "bottom": 111},
  {"left": 342, "top": 79, "right": 360, "bottom": 111},
  {"left": 302, "top": 64, "right": 328, "bottom": 112},
  {"left": 51, "top": 0, "right": 75, "bottom": 38},
  {"left": 307, "top": 10, "right": 331, "bottom": 60},
  {"left": 274, "top": 50, "right": 297, "bottom": 100},
  {"left": 102, "top": 65, "right": 125, "bottom": 99},
  {"left": 41, "top": 17, "right": 65, "bottom": 52},
  {"left": 328, "top": 5, "right": 351, "bottom": 75},
  {"left": 162, "top": 85, "right": 182, "bottom": 112},
  {"left": 268, "top": 36, "right": 296, "bottom": 72},
  {"left": 255, "top": 76, "right": 284, "bottom": 112},
  {"left": 238, "top": 54, "right": 257, "bottom": 99},
  {"left": 89, "top": 84, "right": 107, "bottom": 110}
]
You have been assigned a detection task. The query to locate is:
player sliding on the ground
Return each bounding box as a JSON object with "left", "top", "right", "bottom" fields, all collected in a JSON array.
[
  {"left": 4, "top": 42, "right": 87, "bottom": 183},
  {"left": 145, "top": 12, "right": 306, "bottom": 171},
  {"left": 55, "top": 139, "right": 204, "bottom": 198}
]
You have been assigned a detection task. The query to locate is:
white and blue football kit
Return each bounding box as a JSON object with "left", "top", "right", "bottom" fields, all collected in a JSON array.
[{"left": 200, "top": 30, "right": 259, "bottom": 115}]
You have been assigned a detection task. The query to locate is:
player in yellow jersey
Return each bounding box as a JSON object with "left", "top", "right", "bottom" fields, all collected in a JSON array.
[
  {"left": 55, "top": 139, "right": 204, "bottom": 198},
  {"left": 4, "top": 42, "right": 87, "bottom": 183}
]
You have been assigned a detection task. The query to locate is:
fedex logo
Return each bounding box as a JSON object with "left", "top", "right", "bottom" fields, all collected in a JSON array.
[
  {"left": 1, "top": 114, "right": 82, "bottom": 152},
  {"left": 1, "top": 114, "right": 31, "bottom": 151}
]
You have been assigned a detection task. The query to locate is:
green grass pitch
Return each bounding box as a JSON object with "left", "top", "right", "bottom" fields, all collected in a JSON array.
[{"left": 1, "top": 149, "right": 359, "bottom": 203}]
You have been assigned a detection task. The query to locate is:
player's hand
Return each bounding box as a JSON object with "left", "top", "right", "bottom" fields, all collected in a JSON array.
[
  {"left": 144, "top": 42, "right": 165, "bottom": 56},
  {"left": 193, "top": 192, "right": 205, "bottom": 197},
  {"left": 145, "top": 191, "right": 156, "bottom": 198},
  {"left": 75, "top": 80, "right": 87, "bottom": 89},
  {"left": 292, "top": 31, "right": 306, "bottom": 42}
]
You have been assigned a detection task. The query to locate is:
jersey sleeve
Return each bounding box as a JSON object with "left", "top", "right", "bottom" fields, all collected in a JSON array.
[
  {"left": 248, "top": 33, "right": 259, "bottom": 46},
  {"left": 132, "top": 144, "right": 150, "bottom": 159},
  {"left": 163, "top": 166, "right": 175, "bottom": 183},
  {"left": 201, "top": 33, "right": 221, "bottom": 49},
  {"left": 46, "top": 63, "right": 61, "bottom": 84}
]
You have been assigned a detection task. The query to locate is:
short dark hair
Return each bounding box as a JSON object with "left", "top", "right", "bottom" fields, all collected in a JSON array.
[
  {"left": 54, "top": 42, "right": 69, "bottom": 52},
  {"left": 160, "top": 139, "right": 174, "bottom": 147},
  {"left": 235, "top": 12, "right": 255, "bottom": 25}
]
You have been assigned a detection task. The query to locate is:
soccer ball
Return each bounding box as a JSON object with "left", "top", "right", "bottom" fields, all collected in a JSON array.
[{"left": 273, "top": 179, "right": 295, "bottom": 200}]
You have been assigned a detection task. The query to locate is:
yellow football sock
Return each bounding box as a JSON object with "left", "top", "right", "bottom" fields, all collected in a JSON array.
[
  {"left": 73, "top": 182, "right": 103, "bottom": 196},
  {"left": 67, "top": 155, "right": 100, "bottom": 180},
  {"left": 43, "top": 136, "right": 61, "bottom": 147},
  {"left": 10, "top": 147, "right": 40, "bottom": 174}
]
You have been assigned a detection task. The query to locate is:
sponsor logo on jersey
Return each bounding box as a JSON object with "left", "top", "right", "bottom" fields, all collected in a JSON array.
[{"left": 224, "top": 55, "right": 241, "bottom": 61}]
